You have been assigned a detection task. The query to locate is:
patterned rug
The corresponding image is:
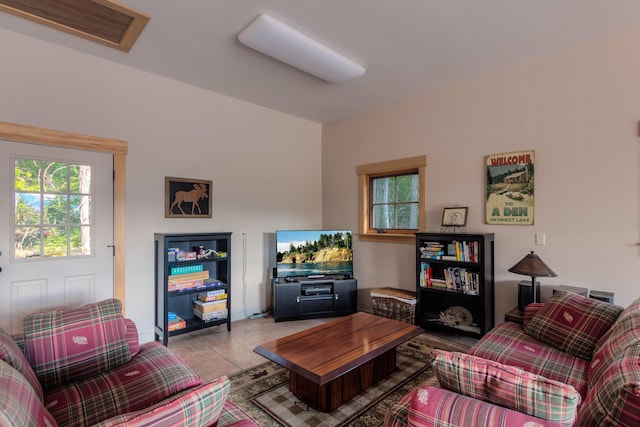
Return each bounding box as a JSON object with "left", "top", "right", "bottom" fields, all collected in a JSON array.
[{"left": 227, "top": 338, "right": 435, "bottom": 426}]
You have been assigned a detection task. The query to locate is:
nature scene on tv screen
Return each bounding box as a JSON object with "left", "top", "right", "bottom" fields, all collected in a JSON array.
[{"left": 276, "top": 230, "right": 353, "bottom": 278}]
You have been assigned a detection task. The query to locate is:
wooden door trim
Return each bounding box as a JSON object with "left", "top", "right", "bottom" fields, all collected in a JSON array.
[{"left": 0, "top": 121, "right": 128, "bottom": 313}]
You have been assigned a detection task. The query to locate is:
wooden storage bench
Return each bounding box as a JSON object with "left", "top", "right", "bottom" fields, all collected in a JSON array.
[{"left": 370, "top": 287, "right": 417, "bottom": 324}]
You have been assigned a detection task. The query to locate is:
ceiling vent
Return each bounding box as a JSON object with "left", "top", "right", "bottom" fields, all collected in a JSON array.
[{"left": 0, "top": 0, "right": 149, "bottom": 52}]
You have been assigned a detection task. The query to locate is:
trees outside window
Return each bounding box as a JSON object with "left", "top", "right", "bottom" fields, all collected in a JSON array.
[
  {"left": 14, "top": 158, "right": 93, "bottom": 259},
  {"left": 357, "top": 156, "right": 426, "bottom": 243}
]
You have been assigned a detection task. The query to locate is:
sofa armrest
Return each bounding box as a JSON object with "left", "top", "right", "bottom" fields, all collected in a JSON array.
[
  {"left": 523, "top": 302, "right": 544, "bottom": 328},
  {"left": 92, "top": 378, "right": 231, "bottom": 427},
  {"left": 123, "top": 318, "right": 140, "bottom": 356},
  {"left": 403, "top": 386, "right": 571, "bottom": 427}
]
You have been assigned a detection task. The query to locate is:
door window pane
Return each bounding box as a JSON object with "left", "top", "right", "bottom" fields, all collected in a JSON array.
[{"left": 13, "top": 158, "right": 93, "bottom": 260}]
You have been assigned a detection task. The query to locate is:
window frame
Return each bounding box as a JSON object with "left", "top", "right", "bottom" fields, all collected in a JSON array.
[{"left": 357, "top": 156, "right": 427, "bottom": 243}]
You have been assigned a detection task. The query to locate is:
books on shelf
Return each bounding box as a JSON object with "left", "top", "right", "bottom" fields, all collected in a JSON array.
[
  {"left": 168, "top": 270, "right": 209, "bottom": 291},
  {"left": 194, "top": 299, "right": 228, "bottom": 322},
  {"left": 442, "top": 267, "right": 479, "bottom": 295},
  {"left": 419, "top": 242, "right": 445, "bottom": 260},
  {"left": 419, "top": 261, "right": 432, "bottom": 287},
  {"left": 168, "top": 268, "right": 225, "bottom": 292},
  {"left": 198, "top": 289, "right": 227, "bottom": 301},
  {"left": 420, "top": 240, "right": 479, "bottom": 262},
  {"left": 170, "top": 264, "right": 204, "bottom": 275},
  {"left": 451, "top": 240, "right": 479, "bottom": 262},
  {"left": 194, "top": 309, "right": 228, "bottom": 322},
  {"left": 168, "top": 315, "right": 186, "bottom": 331}
]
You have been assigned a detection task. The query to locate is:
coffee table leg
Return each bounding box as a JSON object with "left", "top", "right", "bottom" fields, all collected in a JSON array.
[{"left": 289, "top": 348, "right": 397, "bottom": 412}]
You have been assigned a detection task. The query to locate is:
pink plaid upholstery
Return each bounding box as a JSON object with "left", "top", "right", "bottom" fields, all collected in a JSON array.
[
  {"left": 398, "top": 385, "right": 569, "bottom": 427},
  {"left": 44, "top": 342, "right": 202, "bottom": 427},
  {"left": 432, "top": 350, "right": 580, "bottom": 423},
  {"left": 124, "top": 318, "right": 140, "bottom": 357},
  {"left": 468, "top": 321, "right": 590, "bottom": 398},
  {"left": 0, "top": 359, "right": 58, "bottom": 427},
  {"left": 576, "top": 344, "right": 640, "bottom": 426},
  {"left": 590, "top": 297, "right": 640, "bottom": 384},
  {"left": 524, "top": 291, "right": 623, "bottom": 360},
  {"left": 91, "top": 376, "right": 231, "bottom": 427},
  {"left": 0, "top": 326, "right": 43, "bottom": 401},
  {"left": 23, "top": 298, "right": 132, "bottom": 390},
  {"left": 523, "top": 302, "right": 544, "bottom": 327},
  {"left": 215, "top": 401, "right": 260, "bottom": 427},
  {"left": 386, "top": 297, "right": 640, "bottom": 427}
]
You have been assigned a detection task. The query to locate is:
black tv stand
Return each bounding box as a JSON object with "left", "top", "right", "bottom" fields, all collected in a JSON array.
[{"left": 272, "top": 277, "right": 357, "bottom": 322}]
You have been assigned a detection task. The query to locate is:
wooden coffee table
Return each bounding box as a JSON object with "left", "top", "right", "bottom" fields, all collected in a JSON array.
[{"left": 253, "top": 312, "right": 422, "bottom": 412}]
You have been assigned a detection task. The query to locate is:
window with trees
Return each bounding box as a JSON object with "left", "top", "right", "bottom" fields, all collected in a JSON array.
[
  {"left": 357, "top": 156, "right": 427, "bottom": 243},
  {"left": 14, "top": 157, "right": 93, "bottom": 259}
]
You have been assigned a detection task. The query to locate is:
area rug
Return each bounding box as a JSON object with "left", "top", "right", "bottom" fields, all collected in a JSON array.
[{"left": 227, "top": 338, "right": 436, "bottom": 427}]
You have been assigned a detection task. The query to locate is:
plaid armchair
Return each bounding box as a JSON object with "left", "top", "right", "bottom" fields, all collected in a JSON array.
[
  {"left": 385, "top": 292, "right": 640, "bottom": 427},
  {"left": 0, "top": 299, "right": 257, "bottom": 427}
]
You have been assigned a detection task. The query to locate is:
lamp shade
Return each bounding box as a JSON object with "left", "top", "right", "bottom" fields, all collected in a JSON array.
[
  {"left": 238, "top": 14, "right": 365, "bottom": 83},
  {"left": 508, "top": 251, "right": 557, "bottom": 278}
]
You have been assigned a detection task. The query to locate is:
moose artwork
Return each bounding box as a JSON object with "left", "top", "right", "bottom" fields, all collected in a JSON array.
[{"left": 165, "top": 177, "right": 212, "bottom": 218}]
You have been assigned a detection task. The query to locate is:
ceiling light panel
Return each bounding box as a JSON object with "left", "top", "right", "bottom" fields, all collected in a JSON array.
[{"left": 238, "top": 14, "right": 365, "bottom": 83}]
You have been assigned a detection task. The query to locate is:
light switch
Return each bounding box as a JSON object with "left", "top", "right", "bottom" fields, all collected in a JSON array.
[{"left": 535, "top": 232, "right": 546, "bottom": 245}]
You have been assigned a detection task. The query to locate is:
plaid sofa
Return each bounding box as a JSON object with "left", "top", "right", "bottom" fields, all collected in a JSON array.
[
  {"left": 385, "top": 292, "right": 640, "bottom": 427},
  {"left": 0, "top": 298, "right": 258, "bottom": 427}
]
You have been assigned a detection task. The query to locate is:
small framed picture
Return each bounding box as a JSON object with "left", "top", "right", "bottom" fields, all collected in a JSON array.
[
  {"left": 165, "top": 177, "right": 212, "bottom": 218},
  {"left": 441, "top": 207, "right": 468, "bottom": 227}
]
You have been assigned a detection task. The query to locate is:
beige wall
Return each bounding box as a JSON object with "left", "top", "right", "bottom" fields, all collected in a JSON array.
[
  {"left": 324, "top": 26, "right": 640, "bottom": 324},
  {"left": 2, "top": 23, "right": 639, "bottom": 339},
  {"left": 0, "top": 28, "right": 322, "bottom": 342}
]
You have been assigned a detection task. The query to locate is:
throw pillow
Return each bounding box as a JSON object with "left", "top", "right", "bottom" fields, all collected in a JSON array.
[
  {"left": 0, "top": 326, "right": 43, "bottom": 401},
  {"left": 524, "top": 291, "right": 623, "bottom": 360},
  {"left": 23, "top": 298, "right": 131, "bottom": 390},
  {"left": 90, "top": 376, "right": 230, "bottom": 427},
  {"left": 0, "top": 360, "right": 58, "bottom": 427},
  {"left": 432, "top": 350, "right": 581, "bottom": 423}
]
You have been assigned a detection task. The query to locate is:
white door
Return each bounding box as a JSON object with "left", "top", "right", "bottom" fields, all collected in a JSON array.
[{"left": 0, "top": 141, "right": 114, "bottom": 333}]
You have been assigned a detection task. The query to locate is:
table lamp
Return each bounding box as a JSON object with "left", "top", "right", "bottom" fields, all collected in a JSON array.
[{"left": 508, "top": 251, "right": 557, "bottom": 304}]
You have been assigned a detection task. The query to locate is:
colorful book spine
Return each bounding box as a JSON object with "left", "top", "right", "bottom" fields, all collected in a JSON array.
[{"left": 170, "top": 264, "right": 204, "bottom": 275}]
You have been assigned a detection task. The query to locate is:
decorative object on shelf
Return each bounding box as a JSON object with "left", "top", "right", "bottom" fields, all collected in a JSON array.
[
  {"left": 485, "top": 150, "right": 535, "bottom": 225},
  {"left": 441, "top": 207, "right": 468, "bottom": 226},
  {"left": 439, "top": 306, "right": 473, "bottom": 327},
  {"left": 508, "top": 251, "right": 557, "bottom": 304},
  {"left": 165, "top": 176, "right": 212, "bottom": 218}
]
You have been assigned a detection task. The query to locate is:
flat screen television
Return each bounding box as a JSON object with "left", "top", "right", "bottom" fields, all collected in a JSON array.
[{"left": 276, "top": 229, "right": 353, "bottom": 279}]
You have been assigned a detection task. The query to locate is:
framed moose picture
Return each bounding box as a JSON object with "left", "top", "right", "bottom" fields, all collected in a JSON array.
[{"left": 165, "top": 177, "right": 212, "bottom": 218}]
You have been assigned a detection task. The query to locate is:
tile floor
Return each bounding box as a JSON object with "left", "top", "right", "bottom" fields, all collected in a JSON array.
[{"left": 165, "top": 314, "right": 478, "bottom": 383}]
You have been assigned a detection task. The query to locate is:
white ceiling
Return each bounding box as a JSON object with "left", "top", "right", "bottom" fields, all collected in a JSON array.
[{"left": 2, "top": 1, "right": 640, "bottom": 123}]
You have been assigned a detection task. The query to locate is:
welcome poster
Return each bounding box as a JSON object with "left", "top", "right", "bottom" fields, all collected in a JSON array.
[{"left": 485, "top": 150, "right": 534, "bottom": 225}]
